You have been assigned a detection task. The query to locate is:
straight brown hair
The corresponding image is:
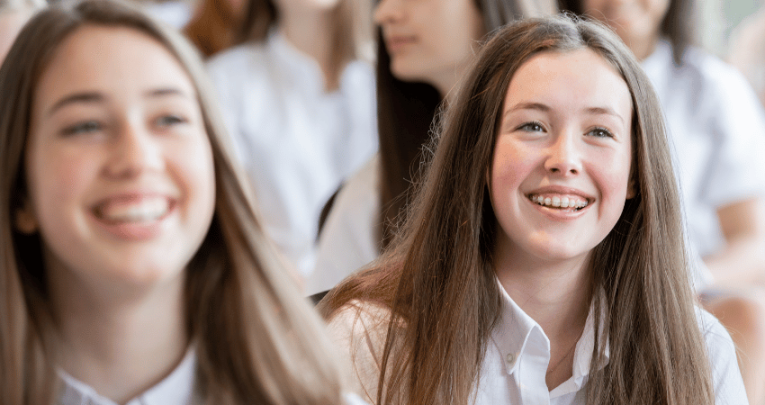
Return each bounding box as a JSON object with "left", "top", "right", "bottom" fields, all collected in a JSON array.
[
  {"left": 376, "top": 0, "right": 557, "bottom": 248},
  {"left": 321, "top": 16, "right": 714, "bottom": 405},
  {"left": 0, "top": 1, "right": 344, "bottom": 403}
]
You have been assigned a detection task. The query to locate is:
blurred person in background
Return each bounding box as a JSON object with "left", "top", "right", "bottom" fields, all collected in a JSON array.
[
  {"left": 730, "top": 7, "right": 765, "bottom": 107},
  {"left": 307, "top": 0, "right": 557, "bottom": 296},
  {"left": 184, "top": 0, "right": 245, "bottom": 58},
  {"left": 561, "top": 0, "right": 765, "bottom": 402},
  {"left": 0, "top": 0, "right": 45, "bottom": 64},
  {"left": 207, "top": 0, "right": 377, "bottom": 278}
]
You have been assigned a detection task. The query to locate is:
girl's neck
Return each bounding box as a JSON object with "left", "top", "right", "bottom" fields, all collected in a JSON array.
[
  {"left": 48, "top": 261, "right": 188, "bottom": 404},
  {"left": 627, "top": 31, "right": 661, "bottom": 61},
  {"left": 495, "top": 252, "right": 592, "bottom": 338},
  {"left": 280, "top": 5, "right": 343, "bottom": 91},
  {"left": 494, "top": 248, "right": 592, "bottom": 389}
]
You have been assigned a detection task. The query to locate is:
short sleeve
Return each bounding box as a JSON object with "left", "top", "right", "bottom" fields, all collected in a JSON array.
[
  {"left": 308, "top": 156, "right": 382, "bottom": 295},
  {"left": 697, "top": 309, "right": 750, "bottom": 404},
  {"left": 701, "top": 62, "right": 765, "bottom": 208},
  {"left": 327, "top": 301, "right": 392, "bottom": 404}
]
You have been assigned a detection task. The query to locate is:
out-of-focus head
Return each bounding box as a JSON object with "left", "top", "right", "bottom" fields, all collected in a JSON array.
[
  {"left": 0, "top": 0, "right": 238, "bottom": 298},
  {"left": 0, "top": 0, "right": 45, "bottom": 64},
  {"left": 373, "top": 0, "right": 556, "bottom": 94},
  {"left": 559, "top": 0, "right": 694, "bottom": 62}
]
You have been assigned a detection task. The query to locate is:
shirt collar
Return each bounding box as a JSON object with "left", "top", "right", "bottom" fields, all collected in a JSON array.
[
  {"left": 490, "top": 279, "right": 609, "bottom": 388},
  {"left": 58, "top": 348, "right": 197, "bottom": 405},
  {"left": 268, "top": 28, "right": 372, "bottom": 98}
]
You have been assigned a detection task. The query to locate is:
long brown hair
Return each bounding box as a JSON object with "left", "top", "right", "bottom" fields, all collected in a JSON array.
[
  {"left": 376, "top": 0, "right": 556, "bottom": 248},
  {"left": 321, "top": 16, "right": 714, "bottom": 405},
  {"left": 183, "top": 0, "right": 244, "bottom": 58},
  {"left": 0, "top": 1, "right": 344, "bottom": 404}
]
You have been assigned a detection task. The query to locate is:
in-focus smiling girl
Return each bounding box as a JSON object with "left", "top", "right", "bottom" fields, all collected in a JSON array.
[{"left": 319, "top": 17, "right": 746, "bottom": 405}]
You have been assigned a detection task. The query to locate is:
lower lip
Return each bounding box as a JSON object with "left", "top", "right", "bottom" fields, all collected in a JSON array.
[
  {"left": 527, "top": 197, "right": 590, "bottom": 220},
  {"left": 386, "top": 38, "right": 415, "bottom": 53},
  {"left": 90, "top": 206, "right": 175, "bottom": 241}
]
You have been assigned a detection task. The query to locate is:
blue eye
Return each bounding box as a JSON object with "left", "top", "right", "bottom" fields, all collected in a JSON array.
[
  {"left": 587, "top": 127, "right": 613, "bottom": 138},
  {"left": 519, "top": 122, "right": 544, "bottom": 132},
  {"left": 61, "top": 120, "right": 102, "bottom": 136},
  {"left": 155, "top": 114, "right": 186, "bottom": 127}
]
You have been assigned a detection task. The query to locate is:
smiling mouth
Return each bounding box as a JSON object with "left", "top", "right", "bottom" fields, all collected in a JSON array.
[
  {"left": 527, "top": 194, "right": 590, "bottom": 211},
  {"left": 93, "top": 196, "right": 173, "bottom": 224}
]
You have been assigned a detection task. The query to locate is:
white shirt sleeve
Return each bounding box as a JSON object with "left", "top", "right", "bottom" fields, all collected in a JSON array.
[
  {"left": 308, "top": 156, "right": 382, "bottom": 295},
  {"left": 697, "top": 309, "right": 750, "bottom": 404},
  {"left": 327, "top": 301, "right": 393, "bottom": 404}
]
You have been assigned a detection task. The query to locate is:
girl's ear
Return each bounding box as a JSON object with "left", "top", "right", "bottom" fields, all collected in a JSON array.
[{"left": 14, "top": 198, "right": 38, "bottom": 234}]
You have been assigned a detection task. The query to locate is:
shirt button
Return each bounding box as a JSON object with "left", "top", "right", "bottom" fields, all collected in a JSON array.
[{"left": 505, "top": 353, "right": 516, "bottom": 365}]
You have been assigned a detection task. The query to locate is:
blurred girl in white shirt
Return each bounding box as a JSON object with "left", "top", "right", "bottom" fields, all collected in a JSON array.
[
  {"left": 319, "top": 16, "right": 746, "bottom": 405},
  {"left": 207, "top": 0, "right": 377, "bottom": 276},
  {"left": 0, "top": 1, "right": 363, "bottom": 404}
]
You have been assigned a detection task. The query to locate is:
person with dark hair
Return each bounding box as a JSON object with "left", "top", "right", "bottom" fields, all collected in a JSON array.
[
  {"left": 560, "top": 0, "right": 765, "bottom": 402},
  {"left": 320, "top": 16, "right": 746, "bottom": 405},
  {"left": 307, "top": 0, "right": 556, "bottom": 295},
  {"left": 0, "top": 1, "right": 367, "bottom": 403},
  {"left": 183, "top": 0, "right": 245, "bottom": 58},
  {"left": 207, "top": 0, "right": 377, "bottom": 276}
]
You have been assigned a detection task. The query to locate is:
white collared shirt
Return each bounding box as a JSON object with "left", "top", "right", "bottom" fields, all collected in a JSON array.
[
  {"left": 58, "top": 349, "right": 371, "bottom": 405},
  {"left": 641, "top": 40, "right": 765, "bottom": 289},
  {"left": 207, "top": 30, "right": 378, "bottom": 276},
  {"left": 308, "top": 154, "right": 381, "bottom": 295},
  {"left": 328, "top": 281, "right": 748, "bottom": 404},
  {"left": 58, "top": 349, "right": 197, "bottom": 405}
]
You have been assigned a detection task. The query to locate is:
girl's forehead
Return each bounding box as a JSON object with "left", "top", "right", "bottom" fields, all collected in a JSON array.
[{"left": 33, "top": 25, "right": 198, "bottom": 116}]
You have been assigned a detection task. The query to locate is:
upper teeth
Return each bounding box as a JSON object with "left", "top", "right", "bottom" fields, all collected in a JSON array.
[
  {"left": 530, "top": 195, "right": 588, "bottom": 209},
  {"left": 97, "top": 197, "right": 170, "bottom": 223}
]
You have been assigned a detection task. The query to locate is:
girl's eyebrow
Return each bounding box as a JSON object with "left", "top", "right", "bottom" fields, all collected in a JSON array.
[
  {"left": 47, "top": 91, "right": 103, "bottom": 117},
  {"left": 46, "top": 87, "right": 193, "bottom": 117},
  {"left": 585, "top": 106, "right": 625, "bottom": 125},
  {"left": 504, "top": 102, "right": 550, "bottom": 117},
  {"left": 145, "top": 87, "right": 192, "bottom": 99}
]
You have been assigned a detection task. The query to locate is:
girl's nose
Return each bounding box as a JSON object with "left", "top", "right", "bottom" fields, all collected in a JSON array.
[
  {"left": 374, "top": 0, "right": 404, "bottom": 25},
  {"left": 104, "top": 123, "right": 164, "bottom": 179},
  {"left": 544, "top": 133, "right": 582, "bottom": 176}
]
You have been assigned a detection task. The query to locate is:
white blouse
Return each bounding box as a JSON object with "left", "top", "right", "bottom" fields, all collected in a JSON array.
[
  {"left": 207, "top": 30, "right": 378, "bottom": 276},
  {"left": 58, "top": 350, "right": 197, "bottom": 405},
  {"left": 308, "top": 154, "right": 381, "bottom": 295},
  {"left": 58, "top": 349, "right": 370, "bottom": 405},
  {"left": 328, "top": 281, "right": 748, "bottom": 404},
  {"left": 642, "top": 40, "right": 765, "bottom": 288}
]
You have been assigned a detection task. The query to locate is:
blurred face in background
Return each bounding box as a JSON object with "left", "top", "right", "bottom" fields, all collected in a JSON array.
[
  {"left": 374, "top": 0, "right": 485, "bottom": 96},
  {"left": 21, "top": 25, "right": 216, "bottom": 297},
  {"left": 582, "top": 0, "right": 669, "bottom": 59}
]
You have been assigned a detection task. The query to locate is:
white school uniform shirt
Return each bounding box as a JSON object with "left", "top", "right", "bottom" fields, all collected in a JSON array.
[
  {"left": 308, "top": 154, "right": 381, "bottom": 295},
  {"left": 58, "top": 349, "right": 370, "bottom": 405},
  {"left": 641, "top": 40, "right": 765, "bottom": 288},
  {"left": 328, "top": 280, "right": 748, "bottom": 405},
  {"left": 207, "top": 30, "right": 378, "bottom": 276},
  {"left": 58, "top": 349, "right": 197, "bottom": 405}
]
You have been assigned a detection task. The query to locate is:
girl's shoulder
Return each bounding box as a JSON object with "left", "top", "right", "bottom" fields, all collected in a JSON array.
[
  {"left": 694, "top": 306, "right": 749, "bottom": 403},
  {"left": 327, "top": 300, "right": 394, "bottom": 404}
]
